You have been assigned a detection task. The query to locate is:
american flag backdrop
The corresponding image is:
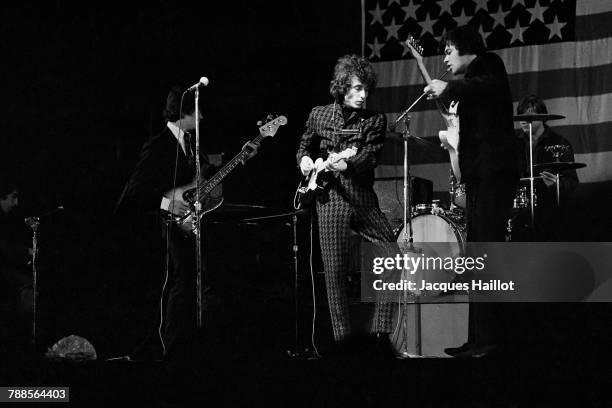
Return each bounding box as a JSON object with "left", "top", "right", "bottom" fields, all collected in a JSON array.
[{"left": 362, "top": 0, "right": 612, "bottom": 196}]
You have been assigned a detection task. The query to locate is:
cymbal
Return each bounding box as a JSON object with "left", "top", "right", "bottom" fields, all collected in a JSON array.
[
  {"left": 513, "top": 113, "right": 565, "bottom": 122},
  {"left": 533, "top": 162, "right": 586, "bottom": 172}
]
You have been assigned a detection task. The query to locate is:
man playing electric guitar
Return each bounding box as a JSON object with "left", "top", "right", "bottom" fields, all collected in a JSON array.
[
  {"left": 410, "top": 26, "right": 518, "bottom": 358},
  {"left": 296, "top": 55, "right": 397, "bottom": 352}
]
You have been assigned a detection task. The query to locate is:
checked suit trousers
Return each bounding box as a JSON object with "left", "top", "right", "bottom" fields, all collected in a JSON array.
[{"left": 316, "top": 188, "right": 397, "bottom": 341}]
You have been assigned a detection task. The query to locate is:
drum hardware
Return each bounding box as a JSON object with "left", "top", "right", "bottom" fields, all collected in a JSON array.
[
  {"left": 513, "top": 113, "right": 566, "bottom": 122},
  {"left": 533, "top": 162, "right": 586, "bottom": 172},
  {"left": 513, "top": 113, "right": 565, "bottom": 233}
]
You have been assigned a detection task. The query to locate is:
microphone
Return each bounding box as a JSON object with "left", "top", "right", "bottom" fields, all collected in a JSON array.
[{"left": 185, "top": 77, "right": 210, "bottom": 92}]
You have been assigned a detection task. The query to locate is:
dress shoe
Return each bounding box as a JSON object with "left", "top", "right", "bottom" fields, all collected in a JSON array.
[
  {"left": 444, "top": 342, "right": 472, "bottom": 357},
  {"left": 453, "top": 344, "right": 497, "bottom": 358}
]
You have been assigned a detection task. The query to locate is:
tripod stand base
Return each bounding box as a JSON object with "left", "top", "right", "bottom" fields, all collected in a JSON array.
[{"left": 286, "top": 348, "right": 321, "bottom": 360}]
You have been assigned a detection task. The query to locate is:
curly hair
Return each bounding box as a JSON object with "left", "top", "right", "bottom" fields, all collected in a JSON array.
[{"left": 329, "top": 54, "right": 377, "bottom": 102}]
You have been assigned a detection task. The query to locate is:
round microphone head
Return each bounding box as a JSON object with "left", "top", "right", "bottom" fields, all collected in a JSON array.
[{"left": 199, "top": 77, "right": 209, "bottom": 86}]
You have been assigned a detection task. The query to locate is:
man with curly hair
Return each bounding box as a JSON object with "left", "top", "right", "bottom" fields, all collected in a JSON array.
[{"left": 296, "top": 55, "right": 396, "bottom": 351}]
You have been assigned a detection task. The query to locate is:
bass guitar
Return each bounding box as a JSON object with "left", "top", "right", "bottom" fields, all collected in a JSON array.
[{"left": 163, "top": 115, "right": 287, "bottom": 234}]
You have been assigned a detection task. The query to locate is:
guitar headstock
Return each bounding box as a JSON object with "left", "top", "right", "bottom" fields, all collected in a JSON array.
[
  {"left": 405, "top": 34, "right": 424, "bottom": 60},
  {"left": 259, "top": 115, "right": 288, "bottom": 138}
]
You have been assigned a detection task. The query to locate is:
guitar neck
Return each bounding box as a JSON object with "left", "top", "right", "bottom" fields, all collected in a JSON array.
[{"left": 200, "top": 133, "right": 265, "bottom": 195}]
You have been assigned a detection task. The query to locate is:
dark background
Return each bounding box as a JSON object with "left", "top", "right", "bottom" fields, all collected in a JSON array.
[
  {"left": 3, "top": 2, "right": 362, "bottom": 213},
  {"left": 2, "top": 1, "right": 366, "bottom": 357}
]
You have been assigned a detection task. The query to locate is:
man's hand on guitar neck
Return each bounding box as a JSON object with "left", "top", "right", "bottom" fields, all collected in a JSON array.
[
  {"left": 240, "top": 141, "right": 260, "bottom": 164},
  {"left": 424, "top": 79, "right": 448, "bottom": 99}
]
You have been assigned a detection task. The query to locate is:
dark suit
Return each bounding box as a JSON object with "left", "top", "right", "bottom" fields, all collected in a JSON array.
[
  {"left": 442, "top": 53, "right": 518, "bottom": 352},
  {"left": 443, "top": 52, "right": 518, "bottom": 242},
  {"left": 117, "top": 125, "right": 208, "bottom": 358},
  {"left": 296, "top": 103, "right": 396, "bottom": 341}
]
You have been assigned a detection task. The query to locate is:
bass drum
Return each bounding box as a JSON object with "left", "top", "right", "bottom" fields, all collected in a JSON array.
[{"left": 391, "top": 213, "right": 468, "bottom": 357}]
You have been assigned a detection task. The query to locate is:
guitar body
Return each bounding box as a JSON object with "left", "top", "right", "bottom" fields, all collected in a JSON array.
[
  {"left": 296, "top": 147, "right": 357, "bottom": 208},
  {"left": 438, "top": 101, "right": 461, "bottom": 181}
]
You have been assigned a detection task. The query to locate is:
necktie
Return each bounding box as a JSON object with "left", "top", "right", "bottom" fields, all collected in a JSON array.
[{"left": 183, "top": 132, "right": 195, "bottom": 166}]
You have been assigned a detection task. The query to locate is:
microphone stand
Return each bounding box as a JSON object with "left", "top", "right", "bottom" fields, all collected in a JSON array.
[
  {"left": 194, "top": 87, "right": 204, "bottom": 329},
  {"left": 392, "top": 72, "right": 449, "bottom": 358},
  {"left": 24, "top": 216, "right": 40, "bottom": 350}
]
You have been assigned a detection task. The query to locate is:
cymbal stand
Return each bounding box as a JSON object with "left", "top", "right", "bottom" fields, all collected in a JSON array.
[{"left": 528, "top": 122, "right": 536, "bottom": 232}]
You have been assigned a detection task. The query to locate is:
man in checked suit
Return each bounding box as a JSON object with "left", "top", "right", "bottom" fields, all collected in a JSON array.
[
  {"left": 296, "top": 55, "right": 396, "bottom": 350},
  {"left": 116, "top": 86, "right": 209, "bottom": 361}
]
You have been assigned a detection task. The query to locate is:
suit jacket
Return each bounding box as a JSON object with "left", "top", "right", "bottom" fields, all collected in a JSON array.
[
  {"left": 442, "top": 52, "right": 518, "bottom": 183},
  {"left": 296, "top": 103, "right": 387, "bottom": 207},
  {"left": 116, "top": 126, "right": 208, "bottom": 217}
]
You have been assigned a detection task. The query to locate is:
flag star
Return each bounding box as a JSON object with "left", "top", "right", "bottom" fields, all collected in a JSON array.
[
  {"left": 388, "top": 0, "right": 401, "bottom": 4},
  {"left": 513, "top": 0, "right": 527, "bottom": 9},
  {"left": 435, "top": 28, "right": 447, "bottom": 45},
  {"left": 528, "top": 1, "right": 548, "bottom": 24},
  {"left": 369, "top": 3, "right": 386, "bottom": 25},
  {"left": 490, "top": 4, "right": 510, "bottom": 29},
  {"left": 384, "top": 17, "right": 402, "bottom": 40},
  {"left": 473, "top": 0, "right": 489, "bottom": 13},
  {"left": 367, "top": 37, "right": 384, "bottom": 59},
  {"left": 400, "top": 41, "right": 412, "bottom": 57},
  {"left": 478, "top": 24, "right": 492, "bottom": 42},
  {"left": 436, "top": 0, "right": 454, "bottom": 17},
  {"left": 402, "top": 0, "right": 421, "bottom": 22},
  {"left": 546, "top": 15, "right": 567, "bottom": 40},
  {"left": 507, "top": 21, "right": 527, "bottom": 44},
  {"left": 453, "top": 9, "right": 472, "bottom": 27},
  {"left": 419, "top": 12, "right": 436, "bottom": 36}
]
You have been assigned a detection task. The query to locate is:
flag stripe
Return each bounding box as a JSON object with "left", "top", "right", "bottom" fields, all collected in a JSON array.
[
  {"left": 576, "top": 0, "right": 612, "bottom": 16},
  {"left": 382, "top": 93, "right": 612, "bottom": 145},
  {"left": 555, "top": 122, "right": 612, "bottom": 155},
  {"left": 371, "top": 63, "right": 612, "bottom": 113},
  {"left": 575, "top": 11, "right": 612, "bottom": 41},
  {"left": 373, "top": 37, "right": 612, "bottom": 88}
]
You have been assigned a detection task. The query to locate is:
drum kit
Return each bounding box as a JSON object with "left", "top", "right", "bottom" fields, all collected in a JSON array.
[{"left": 385, "top": 112, "right": 587, "bottom": 245}]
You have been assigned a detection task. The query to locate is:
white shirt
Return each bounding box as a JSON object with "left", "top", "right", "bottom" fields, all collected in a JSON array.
[{"left": 160, "top": 121, "right": 191, "bottom": 211}]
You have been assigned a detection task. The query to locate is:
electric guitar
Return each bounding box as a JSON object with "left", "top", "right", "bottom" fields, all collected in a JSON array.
[
  {"left": 405, "top": 35, "right": 461, "bottom": 181},
  {"left": 163, "top": 115, "right": 287, "bottom": 234},
  {"left": 295, "top": 146, "right": 357, "bottom": 208}
]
